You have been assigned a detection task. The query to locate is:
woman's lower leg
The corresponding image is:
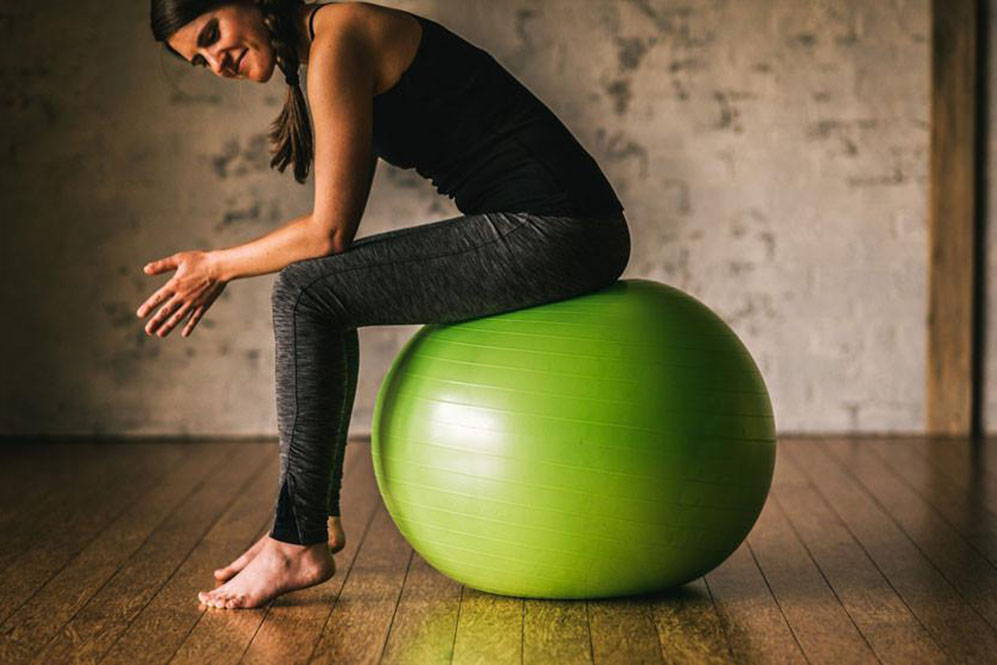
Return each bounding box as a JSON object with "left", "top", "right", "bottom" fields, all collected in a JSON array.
[{"left": 270, "top": 281, "right": 360, "bottom": 545}]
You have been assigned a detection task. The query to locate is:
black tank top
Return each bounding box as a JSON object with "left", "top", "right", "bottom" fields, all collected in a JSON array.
[{"left": 309, "top": 6, "right": 625, "bottom": 218}]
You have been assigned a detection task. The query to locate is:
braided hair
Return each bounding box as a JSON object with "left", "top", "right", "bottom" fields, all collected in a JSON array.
[{"left": 151, "top": 0, "right": 315, "bottom": 184}]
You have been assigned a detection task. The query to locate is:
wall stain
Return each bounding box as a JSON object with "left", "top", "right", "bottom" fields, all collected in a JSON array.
[
  {"left": 712, "top": 90, "right": 756, "bottom": 133},
  {"left": 624, "top": 0, "right": 715, "bottom": 49},
  {"left": 658, "top": 246, "right": 692, "bottom": 285},
  {"left": 670, "top": 58, "right": 705, "bottom": 73},
  {"left": 222, "top": 201, "right": 262, "bottom": 225},
  {"left": 103, "top": 301, "right": 138, "bottom": 329},
  {"left": 514, "top": 8, "right": 537, "bottom": 50},
  {"left": 725, "top": 292, "right": 778, "bottom": 327},
  {"left": 605, "top": 79, "right": 633, "bottom": 115},
  {"left": 793, "top": 33, "right": 817, "bottom": 49},
  {"left": 806, "top": 118, "right": 878, "bottom": 157},
  {"left": 847, "top": 167, "right": 906, "bottom": 188},
  {"left": 756, "top": 231, "right": 776, "bottom": 260},
  {"left": 211, "top": 133, "right": 271, "bottom": 178},
  {"left": 384, "top": 166, "right": 423, "bottom": 189},
  {"left": 841, "top": 402, "right": 861, "bottom": 430},
  {"left": 834, "top": 30, "right": 859, "bottom": 47},
  {"left": 594, "top": 128, "right": 650, "bottom": 179},
  {"left": 616, "top": 36, "right": 651, "bottom": 71},
  {"left": 662, "top": 178, "right": 691, "bottom": 215},
  {"left": 806, "top": 118, "right": 878, "bottom": 140},
  {"left": 671, "top": 79, "right": 690, "bottom": 101}
]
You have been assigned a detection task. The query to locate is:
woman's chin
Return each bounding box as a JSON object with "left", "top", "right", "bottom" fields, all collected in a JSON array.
[{"left": 258, "top": 62, "right": 277, "bottom": 84}]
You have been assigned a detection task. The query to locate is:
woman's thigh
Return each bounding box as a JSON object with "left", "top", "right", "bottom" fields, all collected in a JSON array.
[{"left": 271, "top": 210, "right": 630, "bottom": 328}]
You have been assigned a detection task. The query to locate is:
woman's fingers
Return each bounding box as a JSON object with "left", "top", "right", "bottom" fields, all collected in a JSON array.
[
  {"left": 182, "top": 306, "right": 205, "bottom": 337},
  {"left": 140, "top": 270, "right": 228, "bottom": 339},
  {"left": 158, "top": 300, "right": 196, "bottom": 337},
  {"left": 181, "top": 283, "right": 226, "bottom": 338},
  {"left": 147, "top": 298, "right": 186, "bottom": 336},
  {"left": 137, "top": 285, "right": 176, "bottom": 319},
  {"left": 144, "top": 255, "right": 178, "bottom": 275}
]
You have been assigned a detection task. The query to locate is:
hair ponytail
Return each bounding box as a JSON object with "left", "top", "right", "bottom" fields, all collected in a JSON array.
[{"left": 257, "top": 0, "right": 313, "bottom": 184}]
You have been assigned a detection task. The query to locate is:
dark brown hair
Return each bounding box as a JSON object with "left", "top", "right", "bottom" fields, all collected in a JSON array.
[{"left": 151, "top": 0, "right": 314, "bottom": 183}]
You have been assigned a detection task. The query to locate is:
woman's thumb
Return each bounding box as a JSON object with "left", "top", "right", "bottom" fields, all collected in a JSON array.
[{"left": 144, "top": 255, "right": 176, "bottom": 275}]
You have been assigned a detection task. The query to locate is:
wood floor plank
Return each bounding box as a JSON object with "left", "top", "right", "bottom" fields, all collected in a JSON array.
[
  {"left": 451, "top": 586, "right": 523, "bottom": 665},
  {"left": 902, "top": 438, "right": 997, "bottom": 515},
  {"left": 379, "top": 551, "right": 461, "bottom": 665},
  {"left": 27, "top": 443, "right": 271, "bottom": 665},
  {"left": 784, "top": 440, "right": 997, "bottom": 664},
  {"left": 0, "top": 443, "right": 194, "bottom": 628},
  {"left": 0, "top": 443, "right": 119, "bottom": 528},
  {"left": 588, "top": 595, "right": 663, "bottom": 665},
  {"left": 772, "top": 445, "right": 947, "bottom": 665},
  {"left": 0, "top": 442, "right": 190, "bottom": 577},
  {"left": 747, "top": 491, "right": 879, "bottom": 665},
  {"left": 820, "top": 439, "right": 997, "bottom": 629},
  {"left": 877, "top": 438, "right": 997, "bottom": 545},
  {"left": 523, "top": 599, "right": 591, "bottom": 665},
  {"left": 865, "top": 439, "right": 997, "bottom": 568},
  {"left": 0, "top": 442, "right": 240, "bottom": 663},
  {"left": 235, "top": 442, "right": 384, "bottom": 665},
  {"left": 98, "top": 449, "right": 280, "bottom": 665},
  {"left": 649, "top": 578, "right": 732, "bottom": 665},
  {"left": 704, "top": 470, "right": 808, "bottom": 665}
]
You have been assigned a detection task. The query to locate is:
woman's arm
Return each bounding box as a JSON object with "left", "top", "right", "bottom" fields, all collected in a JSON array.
[
  {"left": 211, "top": 7, "right": 380, "bottom": 281},
  {"left": 209, "top": 213, "right": 334, "bottom": 282},
  {"left": 137, "top": 213, "right": 332, "bottom": 337},
  {"left": 137, "top": 7, "right": 380, "bottom": 337}
]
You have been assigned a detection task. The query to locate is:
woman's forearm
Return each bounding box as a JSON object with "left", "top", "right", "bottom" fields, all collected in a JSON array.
[{"left": 210, "top": 214, "right": 335, "bottom": 282}]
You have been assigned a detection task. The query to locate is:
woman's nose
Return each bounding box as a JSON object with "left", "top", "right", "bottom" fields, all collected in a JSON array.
[{"left": 200, "top": 49, "right": 232, "bottom": 77}]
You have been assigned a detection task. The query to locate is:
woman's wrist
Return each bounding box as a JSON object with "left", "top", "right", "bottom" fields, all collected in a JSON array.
[
  {"left": 207, "top": 248, "right": 235, "bottom": 283},
  {"left": 204, "top": 215, "right": 335, "bottom": 282}
]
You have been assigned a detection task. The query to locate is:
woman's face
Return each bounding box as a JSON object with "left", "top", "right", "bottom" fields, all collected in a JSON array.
[{"left": 167, "top": 2, "right": 276, "bottom": 82}]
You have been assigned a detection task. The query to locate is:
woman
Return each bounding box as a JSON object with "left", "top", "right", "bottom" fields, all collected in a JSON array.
[{"left": 140, "top": 0, "right": 629, "bottom": 610}]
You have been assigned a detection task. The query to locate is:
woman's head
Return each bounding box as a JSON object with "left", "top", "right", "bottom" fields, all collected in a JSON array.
[
  {"left": 156, "top": 1, "right": 276, "bottom": 81},
  {"left": 151, "top": 0, "right": 315, "bottom": 183}
]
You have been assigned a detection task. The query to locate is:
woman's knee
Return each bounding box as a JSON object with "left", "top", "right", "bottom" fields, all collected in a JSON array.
[
  {"left": 271, "top": 260, "right": 352, "bottom": 323},
  {"left": 271, "top": 262, "right": 315, "bottom": 312}
]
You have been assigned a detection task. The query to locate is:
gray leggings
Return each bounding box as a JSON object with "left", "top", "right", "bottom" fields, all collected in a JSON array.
[{"left": 269, "top": 209, "right": 631, "bottom": 544}]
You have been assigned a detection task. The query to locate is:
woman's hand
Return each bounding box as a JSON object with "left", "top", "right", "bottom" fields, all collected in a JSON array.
[{"left": 136, "top": 250, "right": 227, "bottom": 338}]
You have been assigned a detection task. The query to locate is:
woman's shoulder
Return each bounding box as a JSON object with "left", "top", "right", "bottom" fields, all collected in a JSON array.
[
  {"left": 308, "top": 2, "right": 415, "bottom": 46},
  {"left": 308, "top": 2, "right": 423, "bottom": 96}
]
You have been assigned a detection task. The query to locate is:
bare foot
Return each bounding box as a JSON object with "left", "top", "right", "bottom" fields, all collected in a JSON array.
[
  {"left": 214, "top": 516, "right": 346, "bottom": 582},
  {"left": 198, "top": 536, "right": 334, "bottom": 609}
]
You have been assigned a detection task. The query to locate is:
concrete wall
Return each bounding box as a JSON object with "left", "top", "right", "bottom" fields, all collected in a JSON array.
[{"left": 1, "top": 0, "right": 931, "bottom": 437}]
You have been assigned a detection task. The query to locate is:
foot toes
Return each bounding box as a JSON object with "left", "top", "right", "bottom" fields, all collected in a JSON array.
[{"left": 199, "top": 590, "right": 222, "bottom": 607}]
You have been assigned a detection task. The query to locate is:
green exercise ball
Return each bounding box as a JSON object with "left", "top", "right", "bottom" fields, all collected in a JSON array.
[{"left": 370, "top": 278, "right": 776, "bottom": 599}]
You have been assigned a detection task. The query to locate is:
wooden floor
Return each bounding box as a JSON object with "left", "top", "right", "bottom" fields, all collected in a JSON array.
[{"left": 1, "top": 436, "right": 996, "bottom": 664}]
